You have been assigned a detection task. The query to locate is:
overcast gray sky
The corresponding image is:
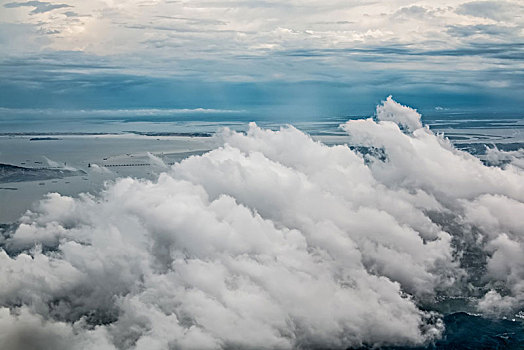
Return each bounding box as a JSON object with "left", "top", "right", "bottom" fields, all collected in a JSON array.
[{"left": 1, "top": 0, "right": 523, "bottom": 117}]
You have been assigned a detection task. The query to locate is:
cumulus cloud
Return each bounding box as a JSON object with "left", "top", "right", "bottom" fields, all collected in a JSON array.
[
  {"left": 484, "top": 146, "right": 524, "bottom": 170},
  {"left": 0, "top": 97, "right": 523, "bottom": 348},
  {"left": 375, "top": 95, "right": 422, "bottom": 132},
  {"left": 146, "top": 152, "right": 168, "bottom": 170},
  {"left": 43, "top": 156, "right": 78, "bottom": 171},
  {"left": 88, "top": 163, "right": 114, "bottom": 175}
]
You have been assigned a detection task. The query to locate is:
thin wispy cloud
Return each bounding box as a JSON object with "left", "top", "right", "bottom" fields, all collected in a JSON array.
[{"left": 4, "top": 1, "right": 70, "bottom": 14}]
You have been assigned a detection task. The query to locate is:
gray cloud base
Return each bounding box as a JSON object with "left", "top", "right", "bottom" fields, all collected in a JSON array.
[{"left": 0, "top": 98, "right": 523, "bottom": 349}]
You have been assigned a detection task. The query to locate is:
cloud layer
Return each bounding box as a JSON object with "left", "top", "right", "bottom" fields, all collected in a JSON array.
[
  {"left": 0, "top": 97, "right": 523, "bottom": 349},
  {"left": 0, "top": 0, "right": 523, "bottom": 92}
]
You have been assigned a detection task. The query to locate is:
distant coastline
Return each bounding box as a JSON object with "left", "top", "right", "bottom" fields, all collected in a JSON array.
[
  {"left": 29, "top": 137, "right": 62, "bottom": 141},
  {"left": 1, "top": 131, "right": 213, "bottom": 137},
  {"left": 0, "top": 163, "right": 86, "bottom": 183}
]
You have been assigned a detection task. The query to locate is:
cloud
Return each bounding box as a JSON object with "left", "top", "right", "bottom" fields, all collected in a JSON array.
[
  {"left": 456, "top": 1, "right": 523, "bottom": 21},
  {"left": 447, "top": 24, "right": 516, "bottom": 38},
  {"left": 375, "top": 95, "right": 422, "bottom": 132},
  {"left": 4, "top": 1, "right": 71, "bottom": 14},
  {"left": 43, "top": 156, "right": 78, "bottom": 171},
  {"left": 146, "top": 152, "right": 169, "bottom": 169},
  {"left": 392, "top": 5, "right": 430, "bottom": 18},
  {"left": 483, "top": 147, "right": 524, "bottom": 170},
  {"left": 0, "top": 97, "right": 523, "bottom": 348},
  {"left": 0, "top": 306, "right": 114, "bottom": 350},
  {"left": 88, "top": 163, "right": 114, "bottom": 175},
  {"left": 0, "top": 0, "right": 522, "bottom": 114},
  {"left": 0, "top": 0, "right": 522, "bottom": 93}
]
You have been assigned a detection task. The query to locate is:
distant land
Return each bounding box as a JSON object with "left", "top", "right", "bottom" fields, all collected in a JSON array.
[
  {"left": 29, "top": 137, "right": 62, "bottom": 141},
  {"left": 0, "top": 163, "right": 86, "bottom": 183}
]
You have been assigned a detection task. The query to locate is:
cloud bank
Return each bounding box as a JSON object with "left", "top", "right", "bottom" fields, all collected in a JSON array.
[
  {"left": 0, "top": 97, "right": 523, "bottom": 349},
  {"left": 1, "top": 0, "right": 522, "bottom": 96}
]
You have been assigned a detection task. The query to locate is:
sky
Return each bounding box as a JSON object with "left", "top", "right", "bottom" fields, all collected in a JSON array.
[{"left": 1, "top": 0, "right": 523, "bottom": 120}]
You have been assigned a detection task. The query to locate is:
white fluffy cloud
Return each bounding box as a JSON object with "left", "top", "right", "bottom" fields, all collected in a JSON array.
[{"left": 0, "top": 97, "right": 523, "bottom": 348}]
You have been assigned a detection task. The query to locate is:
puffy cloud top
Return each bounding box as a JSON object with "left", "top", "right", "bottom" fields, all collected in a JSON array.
[
  {"left": 0, "top": 97, "right": 523, "bottom": 349},
  {"left": 375, "top": 95, "right": 422, "bottom": 132}
]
